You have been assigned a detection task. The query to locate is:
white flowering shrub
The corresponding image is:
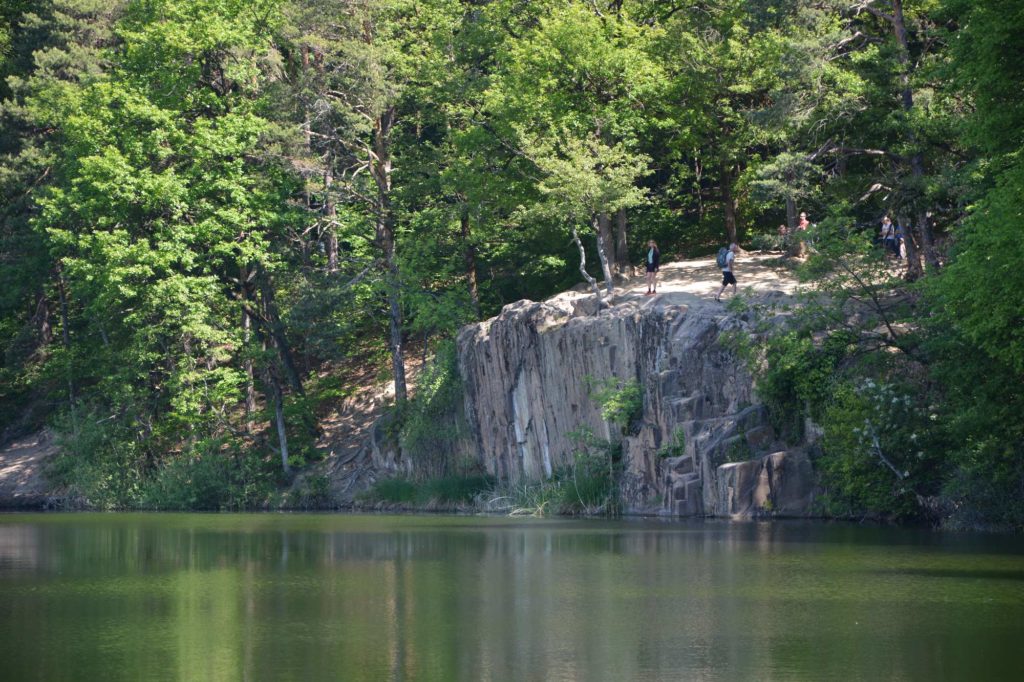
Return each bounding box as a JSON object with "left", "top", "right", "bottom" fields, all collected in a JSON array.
[{"left": 818, "top": 379, "right": 942, "bottom": 520}]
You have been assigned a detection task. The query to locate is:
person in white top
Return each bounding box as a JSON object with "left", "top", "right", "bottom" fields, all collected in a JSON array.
[
  {"left": 880, "top": 216, "right": 898, "bottom": 257},
  {"left": 715, "top": 243, "right": 738, "bottom": 302}
]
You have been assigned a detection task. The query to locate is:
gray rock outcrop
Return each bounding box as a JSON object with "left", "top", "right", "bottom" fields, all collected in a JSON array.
[
  {"left": 446, "top": 284, "right": 815, "bottom": 517},
  {"left": 716, "top": 450, "right": 816, "bottom": 518}
]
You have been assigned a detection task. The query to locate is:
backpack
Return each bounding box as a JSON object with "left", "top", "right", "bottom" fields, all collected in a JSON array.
[{"left": 716, "top": 247, "right": 730, "bottom": 269}]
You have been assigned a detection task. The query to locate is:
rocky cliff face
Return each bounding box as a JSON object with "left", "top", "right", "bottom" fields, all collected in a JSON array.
[{"left": 449, "top": 264, "right": 815, "bottom": 518}]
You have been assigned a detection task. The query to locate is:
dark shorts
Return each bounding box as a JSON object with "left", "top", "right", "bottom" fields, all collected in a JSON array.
[
  {"left": 722, "top": 271, "right": 736, "bottom": 285},
  {"left": 645, "top": 263, "right": 658, "bottom": 273}
]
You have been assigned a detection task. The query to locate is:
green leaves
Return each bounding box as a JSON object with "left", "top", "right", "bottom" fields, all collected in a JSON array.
[
  {"left": 20, "top": 0, "right": 300, "bottom": 494},
  {"left": 928, "top": 161, "right": 1024, "bottom": 376},
  {"left": 530, "top": 134, "right": 650, "bottom": 221}
]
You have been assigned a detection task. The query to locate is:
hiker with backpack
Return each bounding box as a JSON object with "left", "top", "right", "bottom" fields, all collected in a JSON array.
[
  {"left": 715, "top": 243, "right": 738, "bottom": 302},
  {"left": 644, "top": 240, "right": 660, "bottom": 295}
]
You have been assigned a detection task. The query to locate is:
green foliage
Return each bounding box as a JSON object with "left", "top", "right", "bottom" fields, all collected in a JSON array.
[
  {"left": 50, "top": 409, "right": 277, "bottom": 511},
  {"left": 750, "top": 152, "right": 823, "bottom": 215},
  {"left": 657, "top": 429, "right": 686, "bottom": 459},
  {"left": 748, "top": 232, "right": 789, "bottom": 253},
  {"left": 724, "top": 292, "right": 750, "bottom": 314},
  {"left": 750, "top": 330, "right": 845, "bottom": 441},
  {"left": 927, "top": 162, "right": 1024, "bottom": 376},
  {"left": 364, "top": 478, "right": 417, "bottom": 505},
  {"left": 398, "top": 340, "right": 470, "bottom": 478},
  {"left": 560, "top": 426, "right": 622, "bottom": 515},
  {"left": 499, "top": 478, "right": 564, "bottom": 518},
  {"left": 298, "top": 474, "right": 332, "bottom": 507},
  {"left": 0, "top": 0, "right": 1021, "bottom": 527},
  {"left": 363, "top": 475, "right": 494, "bottom": 507},
  {"left": 47, "top": 408, "right": 147, "bottom": 509},
  {"left": 587, "top": 377, "right": 642, "bottom": 432},
  {"left": 922, "top": 162, "right": 1024, "bottom": 528},
  {"left": 817, "top": 379, "right": 941, "bottom": 522},
  {"left": 725, "top": 435, "right": 753, "bottom": 464},
  {"left": 495, "top": 426, "right": 622, "bottom": 517},
  {"left": 143, "top": 447, "right": 275, "bottom": 512}
]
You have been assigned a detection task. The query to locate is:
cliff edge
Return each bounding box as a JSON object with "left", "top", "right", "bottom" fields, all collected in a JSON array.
[{"left": 383, "top": 253, "right": 818, "bottom": 518}]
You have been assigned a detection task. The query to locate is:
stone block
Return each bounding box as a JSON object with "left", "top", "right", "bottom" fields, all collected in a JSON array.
[{"left": 715, "top": 450, "right": 815, "bottom": 518}]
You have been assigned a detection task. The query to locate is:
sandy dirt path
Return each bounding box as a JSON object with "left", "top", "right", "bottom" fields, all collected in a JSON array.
[
  {"left": 0, "top": 430, "right": 60, "bottom": 508},
  {"left": 548, "top": 251, "right": 802, "bottom": 312}
]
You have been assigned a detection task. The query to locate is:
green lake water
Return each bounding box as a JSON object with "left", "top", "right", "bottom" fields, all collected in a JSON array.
[{"left": 1, "top": 513, "right": 1022, "bottom": 681}]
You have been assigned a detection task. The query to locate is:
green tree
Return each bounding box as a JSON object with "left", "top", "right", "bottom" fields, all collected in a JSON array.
[
  {"left": 28, "top": 0, "right": 308, "bottom": 501},
  {"left": 485, "top": 2, "right": 661, "bottom": 296},
  {"left": 921, "top": 0, "right": 1024, "bottom": 528},
  {"left": 0, "top": 0, "right": 126, "bottom": 439}
]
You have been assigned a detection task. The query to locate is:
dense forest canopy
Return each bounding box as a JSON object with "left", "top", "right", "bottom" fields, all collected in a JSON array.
[{"left": 1, "top": 0, "right": 1021, "bottom": 526}]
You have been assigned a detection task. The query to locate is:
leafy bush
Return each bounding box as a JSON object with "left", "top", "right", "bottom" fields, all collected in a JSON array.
[
  {"left": 488, "top": 428, "right": 622, "bottom": 517},
  {"left": 560, "top": 449, "right": 619, "bottom": 514},
  {"left": 288, "top": 474, "right": 332, "bottom": 509},
  {"left": 50, "top": 405, "right": 278, "bottom": 510},
  {"left": 558, "top": 427, "right": 622, "bottom": 514},
  {"left": 143, "top": 441, "right": 277, "bottom": 511},
  {"left": 923, "top": 161, "right": 1024, "bottom": 529},
  {"left": 752, "top": 330, "right": 847, "bottom": 441},
  {"left": 144, "top": 452, "right": 233, "bottom": 510},
  {"left": 657, "top": 428, "right": 686, "bottom": 458},
  {"left": 500, "top": 478, "right": 564, "bottom": 517},
  {"left": 749, "top": 232, "right": 789, "bottom": 252},
  {"left": 587, "top": 377, "right": 642, "bottom": 432},
  {"left": 48, "top": 408, "right": 147, "bottom": 509},
  {"left": 399, "top": 340, "right": 469, "bottom": 478},
  {"left": 421, "top": 475, "right": 494, "bottom": 504},
  {"left": 926, "top": 333, "right": 1024, "bottom": 530},
  {"left": 366, "top": 478, "right": 418, "bottom": 504},
  {"left": 362, "top": 475, "right": 494, "bottom": 506},
  {"left": 817, "top": 380, "right": 941, "bottom": 521}
]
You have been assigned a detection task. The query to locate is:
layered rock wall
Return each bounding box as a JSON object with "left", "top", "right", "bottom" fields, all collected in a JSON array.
[{"left": 452, "top": 290, "right": 815, "bottom": 517}]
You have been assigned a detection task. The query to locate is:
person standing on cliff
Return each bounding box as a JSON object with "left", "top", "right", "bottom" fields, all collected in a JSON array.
[
  {"left": 645, "top": 240, "right": 660, "bottom": 295},
  {"left": 715, "top": 243, "right": 738, "bottom": 302}
]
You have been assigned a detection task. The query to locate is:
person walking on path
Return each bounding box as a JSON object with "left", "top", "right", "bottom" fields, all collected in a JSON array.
[
  {"left": 715, "top": 243, "right": 739, "bottom": 302},
  {"left": 644, "top": 240, "right": 660, "bottom": 295}
]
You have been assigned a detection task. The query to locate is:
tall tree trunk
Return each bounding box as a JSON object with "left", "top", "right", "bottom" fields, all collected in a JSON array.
[
  {"left": 248, "top": 304, "right": 293, "bottom": 469},
  {"left": 613, "top": 208, "right": 632, "bottom": 276},
  {"left": 573, "top": 224, "right": 603, "bottom": 308},
  {"left": 325, "top": 164, "right": 338, "bottom": 273},
  {"left": 256, "top": 264, "right": 304, "bottom": 396},
  {"left": 785, "top": 196, "right": 797, "bottom": 232},
  {"left": 595, "top": 213, "right": 615, "bottom": 294},
  {"left": 890, "top": 0, "right": 939, "bottom": 274},
  {"left": 382, "top": 227, "right": 407, "bottom": 404},
  {"left": 268, "top": 364, "right": 290, "bottom": 475},
  {"left": 721, "top": 161, "right": 738, "bottom": 244},
  {"left": 903, "top": 213, "right": 924, "bottom": 280},
  {"left": 695, "top": 156, "right": 705, "bottom": 221},
  {"left": 56, "top": 266, "right": 76, "bottom": 431},
  {"left": 35, "top": 288, "right": 52, "bottom": 346},
  {"left": 371, "top": 106, "right": 407, "bottom": 403},
  {"left": 241, "top": 267, "right": 257, "bottom": 434},
  {"left": 461, "top": 209, "right": 481, "bottom": 318}
]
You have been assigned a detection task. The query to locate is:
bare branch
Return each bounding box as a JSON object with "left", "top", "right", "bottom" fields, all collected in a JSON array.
[{"left": 852, "top": 1, "right": 895, "bottom": 25}]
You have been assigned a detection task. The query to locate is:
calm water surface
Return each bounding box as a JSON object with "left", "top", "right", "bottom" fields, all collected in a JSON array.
[{"left": 1, "top": 513, "right": 1022, "bottom": 681}]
